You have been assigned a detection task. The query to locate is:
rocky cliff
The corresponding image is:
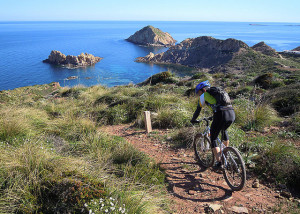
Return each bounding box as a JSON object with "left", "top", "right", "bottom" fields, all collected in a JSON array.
[
  {"left": 251, "top": 42, "right": 279, "bottom": 57},
  {"left": 136, "top": 36, "right": 249, "bottom": 69},
  {"left": 292, "top": 46, "right": 300, "bottom": 51},
  {"left": 126, "top": 25, "right": 176, "bottom": 47},
  {"left": 43, "top": 50, "right": 103, "bottom": 68}
]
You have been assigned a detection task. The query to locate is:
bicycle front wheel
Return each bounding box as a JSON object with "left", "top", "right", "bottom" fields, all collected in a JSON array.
[
  {"left": 222, "top": 147, "right": 246, "bottom": 191},
  {"left": 193, "top": 134, "right": 214, "bottom": 168}
]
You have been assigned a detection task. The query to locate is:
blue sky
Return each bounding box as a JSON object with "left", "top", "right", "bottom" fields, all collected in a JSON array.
[{"left": 1, "top": 0, "right": 299, "bottom": 22}]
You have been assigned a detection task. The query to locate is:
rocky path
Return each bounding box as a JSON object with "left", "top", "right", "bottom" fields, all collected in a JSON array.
[{"left": 103, "top": 124, "right": 292, "bottom": 214}]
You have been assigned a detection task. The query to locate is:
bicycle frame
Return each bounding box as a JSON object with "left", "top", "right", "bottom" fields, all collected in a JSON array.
[
  {"left": 193, "top": 117, "right": 246, "bottom": 191},
  {"left": 200, "top": 118, "right": 240, "bottom": 173}
]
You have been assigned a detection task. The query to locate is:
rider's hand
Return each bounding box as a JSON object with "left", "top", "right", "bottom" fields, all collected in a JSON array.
[{"left": 190, "top": 119, "right": 200, "bottom": 124}]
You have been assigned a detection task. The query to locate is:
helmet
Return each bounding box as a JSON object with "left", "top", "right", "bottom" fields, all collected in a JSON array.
[{"left": 195, "top": 80, "right": 210, "bottom": 94}]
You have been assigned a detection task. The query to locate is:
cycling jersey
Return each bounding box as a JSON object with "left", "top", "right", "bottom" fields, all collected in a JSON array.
[{"left": 198, "top": 92, "right": 217, "bottom": 111}]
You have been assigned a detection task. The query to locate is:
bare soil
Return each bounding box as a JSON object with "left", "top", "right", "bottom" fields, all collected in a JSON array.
[{"left": 103, "top": 124, "right": 296, "bottom": 214}]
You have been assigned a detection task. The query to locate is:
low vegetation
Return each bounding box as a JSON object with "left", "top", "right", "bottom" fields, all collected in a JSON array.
[{"left": 0, "top": 52, "right": 300, "bottom": 213}]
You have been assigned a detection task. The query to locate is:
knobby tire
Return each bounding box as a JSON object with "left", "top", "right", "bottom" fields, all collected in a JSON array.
[
  {"left": 222, "top": 146, "right": 246, "bottom": 191},
  {"left": 193, "top": 134, "right": 214, "bottom": 169}
]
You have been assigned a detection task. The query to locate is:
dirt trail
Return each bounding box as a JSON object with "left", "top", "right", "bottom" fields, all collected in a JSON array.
[{"left": 103, "top": 124, "right": 288, "bottom": 214}]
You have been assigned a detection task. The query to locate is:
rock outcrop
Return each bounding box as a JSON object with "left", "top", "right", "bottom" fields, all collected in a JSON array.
[
  {"left": 136, "top": 36, "right": 249, "bottom": 69},
  {"left": 292, "top": 46, "right": 300, "bottom": 51},
  {"left": 251, "top": 42, "right": 279, "bottom": 57},
  {"left": 43, "top": 50, "right": 103, "bottom": 68},
  {"left": 126, "top": 25, "right": 176, "bottom": 47}
]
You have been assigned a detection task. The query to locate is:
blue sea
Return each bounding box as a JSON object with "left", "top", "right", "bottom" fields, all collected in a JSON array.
[{"left": 0, "top": 21, "right": 300, "bottom": 91}]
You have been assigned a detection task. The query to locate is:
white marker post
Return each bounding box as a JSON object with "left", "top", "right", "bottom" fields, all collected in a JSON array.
[{"left": 144, "top": 111, "right": 152, "bottom": 133}]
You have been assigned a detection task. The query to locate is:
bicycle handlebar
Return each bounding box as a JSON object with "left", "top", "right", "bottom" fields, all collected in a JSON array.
[{"left": 191, "top": 116, "right": 213, "bottom": 126}]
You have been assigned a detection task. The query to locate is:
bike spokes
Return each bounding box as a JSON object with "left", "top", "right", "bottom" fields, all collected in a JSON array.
[
  {"left": 194, "top": 135, "right": 214, "bottom": 168},
  {"left": 222, "top": 147, "right": 246, "bottom": 191}
]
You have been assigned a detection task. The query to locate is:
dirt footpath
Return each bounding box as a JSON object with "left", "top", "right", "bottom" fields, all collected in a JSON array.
[{"left": 103, "top": 124, "right": 294, "bottom": 214}]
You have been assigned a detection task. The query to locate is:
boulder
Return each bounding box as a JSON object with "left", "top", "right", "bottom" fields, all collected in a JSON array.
[
  {"left": 136, "top": 36, "right": 249, "bottom": 69},
  {"left": 229, "top": 206, "right": 249, "bottom": 214},
  {"left": 252, "top": 41, "right": 279, "bottom": 57},
  {"left": 43, "top": 50, "right": 102, "bottom": 68},
  {"left": 126, "top": 25, "right": 176, "bottom": 47},
  {"left": 46, "top": 50, "right": 66, "bottom": 64}
]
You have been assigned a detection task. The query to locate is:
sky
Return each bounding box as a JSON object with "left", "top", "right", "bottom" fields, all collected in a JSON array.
[{"left": 0, "top": 0, "right": 299, "bottom": 23}]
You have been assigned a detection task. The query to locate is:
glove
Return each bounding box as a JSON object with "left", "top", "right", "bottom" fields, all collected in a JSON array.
[{"left": 190, "top": 119, "right": 200, "bottom": 124}]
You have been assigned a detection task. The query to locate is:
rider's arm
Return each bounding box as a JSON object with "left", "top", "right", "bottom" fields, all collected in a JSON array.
[{"left": 191, "top": 103, "right": 202, "bottom": 122}]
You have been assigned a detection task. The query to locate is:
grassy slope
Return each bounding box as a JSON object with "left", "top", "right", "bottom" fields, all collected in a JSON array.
[{"left": 0, "top": 52, "right": 300, "bottom": 213}]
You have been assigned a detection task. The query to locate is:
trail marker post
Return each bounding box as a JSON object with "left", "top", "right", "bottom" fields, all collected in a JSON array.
[{"left": 144, "top": 111, "right": 152, "bottom": 133}]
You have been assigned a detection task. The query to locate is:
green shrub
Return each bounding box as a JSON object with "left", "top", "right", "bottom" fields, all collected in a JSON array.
[
  {"left": 153, "top": 108, "right": 190, "bottom": 128},
  {"left": 256, "top": 142, "right": 300, "bottom": 191},
  {"left": 36, "top": 177, "right": 106, "bottom": 213},
  {"left": 60, "top": 86, "right": 87, "bottom": 99},
  {"left": 229, "top": 86, "right": 253, "bottom": 98},
  {"left": 234, "top": 96, "right": 277, "bottom": 131},
  {"left": 0, "top": 108, "right": 44, "bottom": 141},
  {"left": 171, "top": 127, "right": 198, "bottom": 148},
  {"left": 139, "top": 71, "right": 179, "bottom": 85},
  {"left": 254, "top": 73, "right": 273, "bottom": 89},
  {"left": 112, "top": 141, "right": 147, "bottom": 166},
  {"left": 265, "top": 83, "right": 300, "bottom": 116},
  {"left": 107, "top": 104, "right": 129, "bottom": 125}
]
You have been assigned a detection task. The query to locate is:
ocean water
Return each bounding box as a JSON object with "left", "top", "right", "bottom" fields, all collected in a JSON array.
[{"left": 0, "top": 21, "right": 299, "bottom": 91}]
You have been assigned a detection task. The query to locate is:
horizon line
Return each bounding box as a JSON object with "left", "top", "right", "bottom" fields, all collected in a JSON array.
[{"left": 1, "top": 20, "right": 300, "bottom": 24}]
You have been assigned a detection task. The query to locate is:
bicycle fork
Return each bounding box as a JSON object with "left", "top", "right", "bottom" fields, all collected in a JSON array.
[{"left": 222, "top": 151, "right": 240, "bottom": 173}]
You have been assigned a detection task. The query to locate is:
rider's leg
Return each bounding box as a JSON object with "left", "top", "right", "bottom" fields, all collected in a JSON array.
[
  {"left": 221, "top": 110, "right": 235, "bottom": 147},
  {"left": 213, "top": 147, "right": 221, "bottom": 162},
  {"left": 210, "top": 111, "right": 223, "bottom": 162},
  {"left": 223, "top": 140, "right": 229, "bottom": 147}
]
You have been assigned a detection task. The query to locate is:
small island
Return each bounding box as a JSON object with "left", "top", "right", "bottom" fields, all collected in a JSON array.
[
  {"left": 126, "top": 25, "right": 176, "bottom": 47},
  {"left": 43, "top": 50, "right": 103, "bottom": 69}
]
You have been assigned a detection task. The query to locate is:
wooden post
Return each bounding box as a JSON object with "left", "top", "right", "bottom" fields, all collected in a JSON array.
[{"left": 144, "top": 111, "right": 152, "bottom": 133}]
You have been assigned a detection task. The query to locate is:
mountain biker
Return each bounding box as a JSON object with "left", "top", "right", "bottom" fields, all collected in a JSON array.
[{"left": 190, "top": 80, "right": 235, "bottom": 169}]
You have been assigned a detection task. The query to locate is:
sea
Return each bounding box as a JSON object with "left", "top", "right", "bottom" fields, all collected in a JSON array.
[{"left": 0, "top": 21, "right": 300, "bottom": 91}]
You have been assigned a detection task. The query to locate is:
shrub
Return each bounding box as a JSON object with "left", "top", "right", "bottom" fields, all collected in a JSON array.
[
  {"left": 37, "top": 177, "right": 106, "bottom": 213},
  {"left": 139, "top": 71, "right": 179, "bottom": 86},
  {"left": 234, "top": 96, "right": 277, "bottom": 131},
  {"left": 229, "top": 86, "right": 253, "bottom": 98},
  {"left": 256, "top": 142, "right": 300, "bottom": 191},
  {"left": 153, "top": 108, "right": 190, "bottom": 129},
  {"left": 254, "top": 73, "right": 273, "bottom": 89},
  {"left": 0, "top": 107, "right": 47, "bottom": 142},
  {"left": 171, "top": 127, "right": 199, "bottom": 148},
  {"left": 107, "top": 104, "right": 129, "bottom": 125},
  {"left": 265, "top": 83, "right": 300, "bottom": 116}
]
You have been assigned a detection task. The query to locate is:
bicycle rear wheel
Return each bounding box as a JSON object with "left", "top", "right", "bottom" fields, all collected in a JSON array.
[
  {"left": 193, "top": 134, "right": 214, "bottom": 168},
  {"left": 222, "top": 147, "right": 246, "bottom": 191}
]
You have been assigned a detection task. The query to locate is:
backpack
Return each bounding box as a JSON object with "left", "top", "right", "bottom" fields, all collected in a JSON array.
[{"left": 206, "top": 87, "right": 231, "bottom": 106}]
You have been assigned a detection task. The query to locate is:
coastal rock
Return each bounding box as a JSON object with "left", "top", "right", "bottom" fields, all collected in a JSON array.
[
  {"left": 292, "top": 46, "right": 300, "bottom": 51},
  {"left": 136, "top": 36, "right": 249, "bottom": 69},
  {"left": 43, "top": 50, "right": 102, "bottom": 68},
  {"left": 251, "top": 41, "right": 279, "bottom": 57},
  {"left": 126, "top": 25, "right": 176, "bottom": 47}
]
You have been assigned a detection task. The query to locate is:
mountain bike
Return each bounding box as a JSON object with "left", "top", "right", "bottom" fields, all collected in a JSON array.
[{"left": 192, "top": 117, "right": 246, "bottom": 191}]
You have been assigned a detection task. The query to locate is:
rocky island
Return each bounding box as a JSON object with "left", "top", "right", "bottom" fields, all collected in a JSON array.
[
  {"left": 126, "top": 25, "right": 176, "bottom": 47},
  {"left": 43, "top": 50, "right": 103, "bottom": 68},
  {"left": 136, "top": 36, "right": 249, "bottom": 69}
]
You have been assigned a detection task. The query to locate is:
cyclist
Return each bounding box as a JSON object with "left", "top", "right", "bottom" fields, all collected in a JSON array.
[{"left": 190, "top": 80, "right": 235, "bottom": 169}]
